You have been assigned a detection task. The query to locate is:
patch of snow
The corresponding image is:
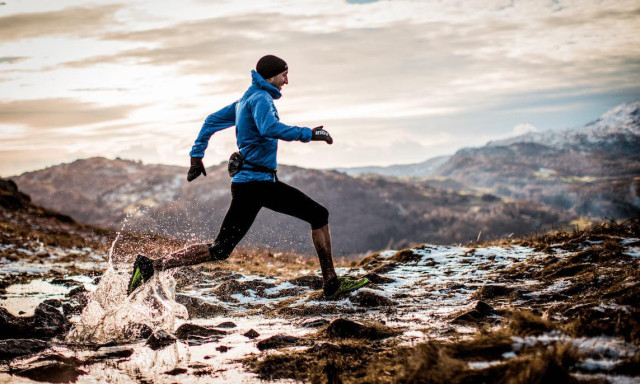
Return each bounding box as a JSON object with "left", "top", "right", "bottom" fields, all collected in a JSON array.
[
  {"left": 379, "top": 250, "right": 398, "bottom": 258},
  {"left": 468, "top": 361, "right": 503, "bottom": 369}
]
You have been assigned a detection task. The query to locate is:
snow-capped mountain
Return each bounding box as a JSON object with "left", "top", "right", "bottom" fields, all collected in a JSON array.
[{"left": 486, "top": 100, "right": 640, "bottom": 153}]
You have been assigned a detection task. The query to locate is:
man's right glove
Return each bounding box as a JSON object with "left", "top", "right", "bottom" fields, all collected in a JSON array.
[
  {"left": 311, "top": 126, "right": 333, "bottom": 144},
  {"left": 187, "top": 157, "right": 207, "bottom": 182}
]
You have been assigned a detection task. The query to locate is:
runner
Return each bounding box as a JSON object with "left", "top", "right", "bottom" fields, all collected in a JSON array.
[{"left": 128, "top": 55, "right": 369, "bottom": 298}]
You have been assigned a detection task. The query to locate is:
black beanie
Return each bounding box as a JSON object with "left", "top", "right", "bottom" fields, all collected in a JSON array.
[{"left": 256, "top": 55, "right": 288, "bottom": 80}]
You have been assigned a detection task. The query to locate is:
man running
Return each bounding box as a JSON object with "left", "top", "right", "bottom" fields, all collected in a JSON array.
[{"left": 128, "top": 55, "right": 369, "bottom": 298}]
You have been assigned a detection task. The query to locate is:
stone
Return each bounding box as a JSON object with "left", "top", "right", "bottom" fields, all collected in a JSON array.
[
  {"left": 0, "top": 339, "right": 50, "bottom": 360},
  {"left": 42, "top": 299, "right": 62, "bottom": 308},
  {"left": 452, "top": 301, "right": 496, "bottom": 324},
  {"left": 301, "top": 318, "right": 330, "bottom": 328},
  {"left": 175, "top": 323, "right": 227, "bottom": 340},
  {"left": 33, "top": 303, "right": 69, "bottom": 338},
  {"left": 256, "top": 335, "right": 300, "bottom": 351},
  {"left": 215, "top": 321, "right": 237, "bottom": 328},
  {"left": 66, "top": 285, "right": 86, "bottom": 298},
  {"left": 146, "top": 330, "right": 176, "bottom": 350},
  {"left": 325, "top": 318, "right": 398, "bottom": 340},
  {"left": 244, "top": 329, "right": 260, "bottom": 339}
]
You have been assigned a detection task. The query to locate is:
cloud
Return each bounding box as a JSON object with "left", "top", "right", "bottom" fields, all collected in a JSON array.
[
  {"left": 0, "top": 98, "right": 141, "bottom": 128},
  {"left": 512, "top": 123, "right": 538, "bottom": 135},
  {"left": 0, "top": 5, "right": 123, "bottom": 41},
  {"left": 0, "top": 56, "right": 27, "bottom": 64}
]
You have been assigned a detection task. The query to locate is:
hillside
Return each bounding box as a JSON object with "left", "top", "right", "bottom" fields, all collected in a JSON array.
[
  {"left": 0, "top": 179, "right": 638, "bottom": 383},
  {"left": 12, "top": 158, "right": 571, "bottom": 255}
]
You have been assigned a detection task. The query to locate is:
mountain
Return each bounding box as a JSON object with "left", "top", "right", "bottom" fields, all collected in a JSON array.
[
  {"left": 11, "top": 158, "right": 570, "bottom": 255},
  {"left": 486, "top": 100, "right": 640, "bottom": 153},
  {"left": 336, "top": 100, "right": 640, "bottom": 219},
  {"left": 438, "top": 100, "right": 640, "bottom": 218},
  {"left": 334, "top": 155, "right": 451, "bottom": 178}
]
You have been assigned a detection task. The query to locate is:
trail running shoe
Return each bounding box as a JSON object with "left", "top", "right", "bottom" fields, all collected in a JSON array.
[
  {"left": 324, "top": 276, "right": 370, "bottom": 299},
  {"left": 127, "top": 254, "right": 155, "bottom": 295}
]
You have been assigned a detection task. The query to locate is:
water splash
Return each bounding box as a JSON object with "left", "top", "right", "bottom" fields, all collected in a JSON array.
[
  {"left": 107, "top": 231, "right": 121, "bottom": 269},
  {"left": 66, "top": 268, "right": 188, "bottom": 345}
]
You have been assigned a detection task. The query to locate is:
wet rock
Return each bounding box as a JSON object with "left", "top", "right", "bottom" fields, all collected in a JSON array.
[
  {"left": 216, "top": 345, "right": 230, "bottom": 353},
  {"left": 325, "top": 318, "right": 398, "bottom": 340},
  {"left": 175, "top": 323, "right": 227, "bottom": 340},
  {"left": 66, "top": 285, "right": 86, "bottom": 298},
  {"left": 146, "top": 330, "right": 176, "bottom": 350},
  {"left": 14, "top": 359, "right": 86, "bottom": 383},
  {"left": 452, "top": 301, "right": 497, "bottom": 324},
  {"left": 165, "top": 367, "right": 188, "bottom": 375},
  {"left": 257, "top": 335, "right": 301, "bottom": 351},
  {"left": 0, "top": 304, "right": 69, "bottom": 339},
  {"left": 33, "top": 303, "right": 69, "bottom": 337},
  {"left": 0, "top": 339, "right": 50, "bottom": 360},
  {"left": 288, "top": 275, "right": 323, "bottom": 290},
  {"left": 43, "top": 299, "right": 62, "bottom": 308},
  {"left": 244, "top": 329, "right": 260, "bottom": 339},
  {"left": 50, "top": 278, "right": 79, "bottom": 287},
  {"left": 62, "top": 303, "right": 83, "bottom": 317},
  {"left": 362, "top": 272, "right": 395, "bottom": 284},
  {"left": 176, "top": 294, "right": 228, "bottom": 318},
  {"left": 215, "top": 321, "right": 236, "bottom": 328},
  {"left": 301, "top": 318, "right": 330, "bottom": 328},
  {"left": 350, "top": 289, "right": 395, "bottom": 307}
]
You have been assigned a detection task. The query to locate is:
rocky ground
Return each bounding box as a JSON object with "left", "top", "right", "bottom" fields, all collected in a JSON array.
[{"left": 0, "top": 179, "right": 639, "bottom": 383}]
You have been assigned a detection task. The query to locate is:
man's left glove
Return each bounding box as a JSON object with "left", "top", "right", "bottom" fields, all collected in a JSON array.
[
  {"left": 311, "top": 126, "right": 333, "bottom": 144},
  {"left": 187, "top": 157, "right": 207, "bottom": 182}
]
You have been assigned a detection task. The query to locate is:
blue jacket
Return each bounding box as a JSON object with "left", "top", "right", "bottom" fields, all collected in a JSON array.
[{"left": 190, "top": 70, "right": 313, "bottom": 182}]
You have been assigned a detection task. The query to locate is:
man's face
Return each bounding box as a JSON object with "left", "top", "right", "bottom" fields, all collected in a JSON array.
[{"left": 267, "top": 70, "right": 288, "bottom": 90}]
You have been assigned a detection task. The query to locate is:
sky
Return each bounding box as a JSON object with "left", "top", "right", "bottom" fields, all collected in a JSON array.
[{"left": 1, "top": 0, "right": 639, "bottom": 176}]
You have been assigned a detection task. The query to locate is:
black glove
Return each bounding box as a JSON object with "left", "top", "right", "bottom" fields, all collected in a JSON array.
[
  {"left": 187, "top": 157, "right": 207, "bottom": 182},
  {"left": 311, "top": 126, "right": 333, "bottom": 144}
]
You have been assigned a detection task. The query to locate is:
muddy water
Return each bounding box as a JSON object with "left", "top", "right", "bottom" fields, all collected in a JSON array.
[{"left": 1, "top": 239, "right": 639, "bottom": 383}]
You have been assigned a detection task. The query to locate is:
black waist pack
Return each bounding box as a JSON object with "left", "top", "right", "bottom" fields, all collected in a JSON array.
[
  {"left": 228, "top": 151, "right": 244, "bottom": 177},
  {"left": 228, "top": 152, "right": 277, "bottom": 178}
]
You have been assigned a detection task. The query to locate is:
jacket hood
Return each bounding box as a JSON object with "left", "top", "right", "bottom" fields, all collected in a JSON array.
[{"left": 251, "top": 70, "right": 282, "bottom": 100}]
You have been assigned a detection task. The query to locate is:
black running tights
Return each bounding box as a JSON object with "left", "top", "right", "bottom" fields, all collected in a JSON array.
[{"left": 208, "top": 181, "right": 329, "bottom": 261}]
